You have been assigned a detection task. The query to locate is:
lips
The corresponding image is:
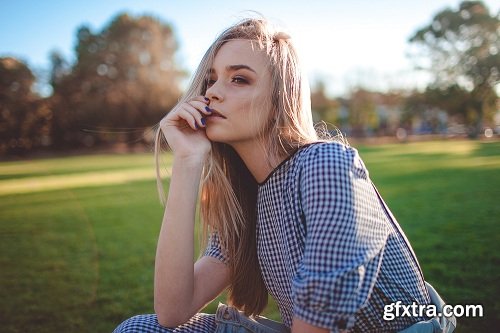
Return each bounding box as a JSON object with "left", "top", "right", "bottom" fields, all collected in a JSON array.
[{"left": 208, "top": 108, "right": 226, "bottom": 119}]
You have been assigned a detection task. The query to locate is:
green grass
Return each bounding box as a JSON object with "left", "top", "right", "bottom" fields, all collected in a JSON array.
[{"left": 0, "top": 140, "right": 498, "bottom": 332}]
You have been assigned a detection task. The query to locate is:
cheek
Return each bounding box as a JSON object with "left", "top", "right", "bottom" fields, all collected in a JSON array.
[
  {"left": 244, "top": 107, "right": 272, "bottom": 136},
  {"left": 233, "top": 86, "right": 272, "bottom": 129},
  {"left": 232, "top": 98, "right": 254, "bottom": 122},
  {"left": 249, "top": 94, "right": 273, "bottom": 125}
]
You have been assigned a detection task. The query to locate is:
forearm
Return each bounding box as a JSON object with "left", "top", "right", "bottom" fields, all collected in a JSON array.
[{"left": 154, "top": 157, "right": 204, "bottom": 323}]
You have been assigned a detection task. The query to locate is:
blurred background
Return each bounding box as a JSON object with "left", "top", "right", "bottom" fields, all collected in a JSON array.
[
  {"left": 1, "top": 0, "right": 498, "bottom": 155},
  {"left": 0, "top": 1, "right": 499, "bottom": 332}
]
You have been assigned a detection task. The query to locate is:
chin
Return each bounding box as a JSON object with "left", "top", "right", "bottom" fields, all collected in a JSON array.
[{"left": 205, "top": 127, "right": 227, "bottom": 143}]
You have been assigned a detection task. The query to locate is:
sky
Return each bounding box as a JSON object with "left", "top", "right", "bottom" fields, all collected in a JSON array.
[{"left": 1, "top": 0, "right": 498, "bottom": 96}]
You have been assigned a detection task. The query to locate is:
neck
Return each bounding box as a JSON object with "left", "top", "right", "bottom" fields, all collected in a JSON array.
[{"left": 230, "top": 141, "right": 285, "bottom": 184}]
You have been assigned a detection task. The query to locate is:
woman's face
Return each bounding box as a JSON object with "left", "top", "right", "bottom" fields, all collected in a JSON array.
[{"left": 204, "top": 39, "right": 272, "bottom": 148}]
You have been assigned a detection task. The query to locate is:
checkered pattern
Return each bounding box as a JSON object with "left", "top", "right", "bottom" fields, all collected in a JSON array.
[
  {"left": 114, "top": 142, "right": 432, "bottom": 332},
  {"left": 206, "top": 142, "right": 431, "bottom": 332},
  {"left": 113, "top": 313, "right": 216, "bottom": 332}
]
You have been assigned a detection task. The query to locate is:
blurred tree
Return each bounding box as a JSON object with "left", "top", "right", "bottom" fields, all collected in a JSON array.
[
  {"left": 373, "top": 91, "right": 405, "bottom": 136},
  {"left": 426, "top": 84, "right": 496, "bottom": 131},
  {"left": 348, "top": 88, "right": 378, "bottom": 137},
  {"left": 0, "top": 57, "right": 51, "bottom": 155},
  {"left": 49, "top": 50, "right": 70, "bottom": 87},
  {"left": 408, "top": 0, "right": 499, "bottom": 137},
  {"left": 310, "top": 80, "right": 340, "bottom": 128},
  {"left": 402, "top": 90, "right": 427, "bottom": 133},
  {"left": 403, "top": 89, "right": 449, "bottom": 135},
  {"left": 50, "top": 13, "right": 184, "bottom": 149}
]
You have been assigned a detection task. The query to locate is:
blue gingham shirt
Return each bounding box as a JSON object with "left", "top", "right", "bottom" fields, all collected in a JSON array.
[{"left": 205, "top": 142, "right": 431, "bottom": 332}]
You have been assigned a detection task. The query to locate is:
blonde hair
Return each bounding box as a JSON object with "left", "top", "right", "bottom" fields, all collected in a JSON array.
[{"left": 155, "top": 17, "right": 334, "bottom": 315}]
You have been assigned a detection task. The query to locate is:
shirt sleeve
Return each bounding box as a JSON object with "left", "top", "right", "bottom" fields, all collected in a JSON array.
[
  {"left": 203, "top": 231, "right": 228, "bottom": 264},
  {"left": 292, "top": 142, "right": 390, "bottom": 331}
]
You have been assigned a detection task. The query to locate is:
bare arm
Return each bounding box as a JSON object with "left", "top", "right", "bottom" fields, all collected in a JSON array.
[{"left": 154, "top": 97, "right": 229, "bottom": 327}]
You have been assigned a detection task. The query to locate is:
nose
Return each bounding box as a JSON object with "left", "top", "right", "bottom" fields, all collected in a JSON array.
[{"left": 205, "top": 80, "right": 223, "bottom": 102}]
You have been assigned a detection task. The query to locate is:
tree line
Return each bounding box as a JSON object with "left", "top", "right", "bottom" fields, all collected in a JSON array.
[
  {"left": 1, "top": 13, "right": 184, "bottom": 155},
  {"left": 1, "top": 1, "right": 498, "bottom": 156},
  {"left": 312, "top": 1, "right": 498, "bottom": 139}
]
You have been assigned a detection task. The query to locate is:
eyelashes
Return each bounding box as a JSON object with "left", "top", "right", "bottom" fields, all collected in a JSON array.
[
  {"left": 206, "top": 76, "right": 249, "bottom": 87},
  {"left": 232, "top": 76, "right": 248, "bottom": 84},
  {"left": 206, "top": 79, "right": 216, "bottom": 87}
]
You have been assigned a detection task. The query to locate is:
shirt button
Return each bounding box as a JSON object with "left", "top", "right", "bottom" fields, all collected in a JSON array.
[{"left": 337, "top": 318, "right": 347, "bottom": 329}]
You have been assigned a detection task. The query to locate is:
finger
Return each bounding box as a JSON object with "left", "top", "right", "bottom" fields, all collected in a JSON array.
[
  {"left": 179, "top": 103, "right": 208, "bottom": 128},
  {"left": 162, "top": 106, "right": 199, "bottom": 130},
  {"left": 192, "top": 95, "right": 210, "bottom": 104},
  {"left": 188, "top": 100, "right": 213, "bottom": 116},
  {"left": 177, "top": 109, "right": 202, "bottom": 130},
  {"left": 163, "top": 100, "right": 208, "bottom": 129}
]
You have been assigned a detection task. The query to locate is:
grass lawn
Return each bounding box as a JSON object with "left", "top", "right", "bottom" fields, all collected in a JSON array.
[{"left": 0, "top": 140, "right": 498, "bottom": 332}]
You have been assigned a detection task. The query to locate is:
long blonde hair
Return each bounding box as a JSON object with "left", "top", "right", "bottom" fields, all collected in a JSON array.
[{"left": 155, "top": 18, "right": 327, "bottom": 316}]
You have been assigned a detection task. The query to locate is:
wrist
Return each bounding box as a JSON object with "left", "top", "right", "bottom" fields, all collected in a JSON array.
[{"left": 173, "top": 154, "right": 207, "bottom": 168}]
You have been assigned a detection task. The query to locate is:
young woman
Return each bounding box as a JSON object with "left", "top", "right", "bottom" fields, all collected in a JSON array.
[{"left": 114, "top": 18, "right": 455, "bottom": 333}]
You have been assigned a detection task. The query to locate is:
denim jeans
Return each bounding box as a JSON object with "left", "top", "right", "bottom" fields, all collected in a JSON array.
[
  {"left": 214, "top": 282, "right": 456, "bottom": 333},
  {"left": 214, "top": 303, "right": 289, "bottom": 333},
  {"left": 399, "top": 282, "right": 457, "bottom": 333}
]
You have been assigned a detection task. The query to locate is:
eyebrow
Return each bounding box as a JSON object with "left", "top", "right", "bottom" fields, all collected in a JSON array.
[
  {"left": 227, "top": 64, "right": 256, "bottom": 73},
  {"left": 209, "top": 64, "right": 257, "bottom": 74}
]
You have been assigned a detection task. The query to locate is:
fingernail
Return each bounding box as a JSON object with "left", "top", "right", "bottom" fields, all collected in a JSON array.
[
  {"left": 195, "top": 123, "right": 199, "bottom": 129},
  {"left": 204, "top": 97, "right": 209, "bottom": 101},
  {"left": 201, "top": 118, "right": 206, "bottom": 126},
  {"left": 205, "top": 106, "right": 212, "bottom": 113}
]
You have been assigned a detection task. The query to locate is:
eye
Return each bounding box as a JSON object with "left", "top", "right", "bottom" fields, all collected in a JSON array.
[
  {"left": 206, "top": 78, "right": 216, "bottom": 87},
  {"left": 232, "top": 76, "right": 248, "bottom": 84}
]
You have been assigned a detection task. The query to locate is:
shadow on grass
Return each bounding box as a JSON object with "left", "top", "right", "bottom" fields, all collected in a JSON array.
[
  {"left": 0, "top": 179, "right": 161, "bottom": 333},
  {"left": 1, "top": 140, "right": 498, "bottom": 332},
  {"left": 470, "top": 140, "right": 500, "bottom": 157},
  {"left": 371, "top": 166, "right": 499, "bottom": 332}
]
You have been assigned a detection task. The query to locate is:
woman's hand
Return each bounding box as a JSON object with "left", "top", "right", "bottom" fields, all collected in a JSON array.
[{"left": 159, "top": 96, "right": 213, "bottom": 162}]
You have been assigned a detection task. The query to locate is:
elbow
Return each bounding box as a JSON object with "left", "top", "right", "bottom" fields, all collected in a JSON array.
[
  {"left": 156, "top": 315, "right": 185, "bottom": 329},
  {"left": 154, "top": 302, "right": 190, "bottom": 328}
]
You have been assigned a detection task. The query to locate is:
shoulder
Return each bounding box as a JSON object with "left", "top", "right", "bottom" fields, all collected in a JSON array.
[
  {"left": 296, "top": 141, "right": 369, "bottom": 181},
  {"left": 301, "top": 140, "right": 355, "bottom": 158}
]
